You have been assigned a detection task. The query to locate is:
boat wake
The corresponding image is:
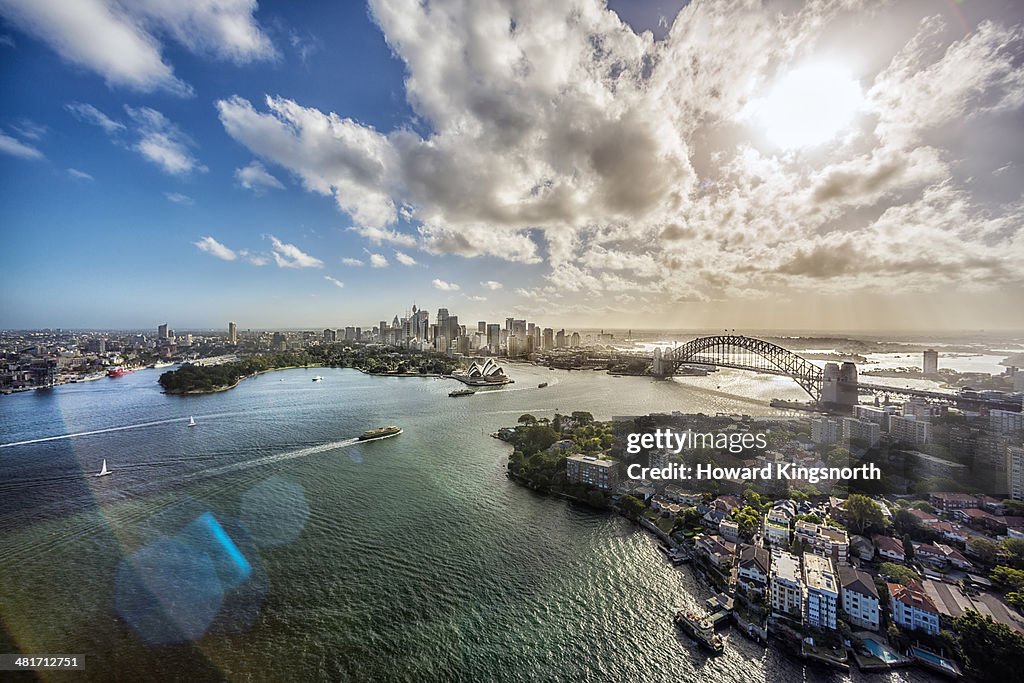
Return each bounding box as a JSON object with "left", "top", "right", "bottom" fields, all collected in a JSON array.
[
  {"left": 188, "top": 437, "right": 362, "bottom": 480},
  {"left": 0, "top": 412, "right": 246, "bottom": 449}
]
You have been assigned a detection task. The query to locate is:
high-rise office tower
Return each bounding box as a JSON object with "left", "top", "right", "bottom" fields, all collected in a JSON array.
[
  {"left": 486, "top": 324, "right": 501, "bottom": 353},
  {"left": 542, "top": 328, "right": 554, "bottom": 350},
  {"left": 158, "top": 323, "right": 169, "bottom": 339},
  {"left": 228, "top": 321, "right": 237, "bottom": 345}
]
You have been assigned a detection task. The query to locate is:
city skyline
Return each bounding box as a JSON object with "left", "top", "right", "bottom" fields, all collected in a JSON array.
[{"left": 2, "top": 0, "right": 1023, "bottom": 331}]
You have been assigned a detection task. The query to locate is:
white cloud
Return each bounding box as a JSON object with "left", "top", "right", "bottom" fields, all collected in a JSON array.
[
  {"left": 194, "top": 235, "right": 237, "bottom": 261},
  {"left": 480, "top": 280, "right": 503, "bottom": 290},
  {"left": 341, "top": 257, "right": 365, "bottom": 266},
  {"left": 0, "top": 0, "right": 274, "bottom": 95},
  {"left": 66, "top": 102, "right": 125, "bottom": 134},
  {"left": 165, "top": 192, "right": 193, "bottom": 205},
  {"left": 211, "top": 0, "right": 1024, "bottom": 307},
  {"left": 235, "top": 160, "right": 284, "bottom": 192},
  {"left": 466, "top": 294, "right": 486, "bottom": 301},
  {"left": 394, "top": 251, "right": 417, "bottom": 266},
  {"left": 67, "top": 168, "right": 94, "bottom": 181},
  {"left": 0, "top": 131, "right": 43, "bottom": 159},
  {"left": 11, "top": 119, "right": 46, "bottom": 140},
  {"left": 269, "top": 235, "right": 323, "bottom": 268},
  {"left": 126, "top": 105, "right": 205, "bottom": 175},
  {"left": 368, "top": 253, "right": 388, "bottom": 268},
  {"left": 349, "top": 225, "right": 418, "bottom": 247},
  {"left": 238, "top": 249, "right": 268, "bottom": 266},
  {"left": 431, "top": 278, "right": 460, "bottom": 291},
  {"left": 324, "top": 275, "right": 344, "bottom": 289},
  {"left": 0, "top": 34, "right": 14, "bottom": 47}
]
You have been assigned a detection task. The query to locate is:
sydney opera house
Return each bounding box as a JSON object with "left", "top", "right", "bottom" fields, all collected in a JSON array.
[{"left": 451, "top": 359, "right": 513, "bottom": 386}]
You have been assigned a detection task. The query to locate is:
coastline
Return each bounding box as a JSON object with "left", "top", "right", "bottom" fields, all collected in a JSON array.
[
  {"left": 165, "top": 364, "right": 447, "bottom": 395},
  {"left": 162, "top": 364, "right": 320, "bottom": 395}
]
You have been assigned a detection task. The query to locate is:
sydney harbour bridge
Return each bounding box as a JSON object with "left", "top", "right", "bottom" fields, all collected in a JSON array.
[{"left": 643, "top": 334, "right": 1020, "bottom": 412}]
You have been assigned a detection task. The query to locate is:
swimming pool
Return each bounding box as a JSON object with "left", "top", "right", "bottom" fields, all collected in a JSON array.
[{"left": 862, "top": 638, "right": 902, "bottom": 663}]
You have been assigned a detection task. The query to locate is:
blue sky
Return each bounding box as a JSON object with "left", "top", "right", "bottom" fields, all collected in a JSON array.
[{"left": 1, "top": 1, "right": 1022, "bottom": 331}]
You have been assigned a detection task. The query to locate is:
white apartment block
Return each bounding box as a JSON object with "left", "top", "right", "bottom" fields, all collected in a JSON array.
[
  {"left": 770, "top": 550, "right": 803, "bottom": 618},
  {"left": 803, "top": 553, "right": 839, "bottom": 630}
]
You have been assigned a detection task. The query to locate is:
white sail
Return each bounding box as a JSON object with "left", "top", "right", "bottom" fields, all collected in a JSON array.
[
  {"left": 95, "top": 459, "right": 111, "bottom": 477},
  {"left": 188, "top": 416, "right": 196, "bottom": 426}
]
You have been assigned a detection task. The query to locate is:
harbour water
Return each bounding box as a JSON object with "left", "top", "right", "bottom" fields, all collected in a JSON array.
[{"left": 0, "top": 366, "right": 938, "bottom": 681}]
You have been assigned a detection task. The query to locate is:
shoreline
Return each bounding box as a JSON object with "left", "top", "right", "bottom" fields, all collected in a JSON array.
[
  {"left": 163, "top": 364, "right": 323, "bottom": 395},
  {"left": 165, "top": 364, "right": 447, "bottom": 395}
]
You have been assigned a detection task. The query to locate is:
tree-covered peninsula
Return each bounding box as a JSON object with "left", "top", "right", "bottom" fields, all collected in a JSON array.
[{"left": 159, "top": 344, "right": 457, "bottom": 394}]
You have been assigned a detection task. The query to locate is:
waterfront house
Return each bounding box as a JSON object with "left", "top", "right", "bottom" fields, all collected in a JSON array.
[
  {"left": 695, "top": 534, "right": 736, "bottom": 569},
  {"left": 565, "top": 454, "right": 619, "bottom": 491},
  {"left": 838, "top": 566, "right": 880, "bottom": 631},
  {"left": 651, "top": 496, "right": 683, "bottom": 518},
  {"left": 736, "top": 544, "right": 769, "bottom": 595},
  {"left": 872, "top": 535, "right": 905, "bottom": 563},
  {"left": 663, "top": 485, "right": 702, "bottom": 506},
  {"left": 888, "top": 581, "right": 940, "bottom": 635},
  {"left": 770, "top": 550, "right": 803, "bottom": 619},
  {"left": 719, "top": 519, "right": 740, "bottom": 543},
  {"left": 803, "top": 553, "right": 839, "bottom": 631}
]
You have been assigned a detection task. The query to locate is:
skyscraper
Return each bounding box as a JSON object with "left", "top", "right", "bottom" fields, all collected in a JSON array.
[
  {"left": 228, "top": 321, "right": 237, "bottom": 345},
  {"left": 486, "top": 324, "right": 501, "bottom": 353},
  {"left": 158, "top": 323, "right": 168, "bottom": 339},
  {"left": 923, "top": 349, "right": 938, "bottom": 375}
]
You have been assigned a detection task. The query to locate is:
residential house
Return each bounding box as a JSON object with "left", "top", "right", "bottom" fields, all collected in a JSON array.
[
  {"left": 839, "top": 566, "right": 880, "bottom": 631},
  {"left": 736, "top": 544, "right": 770, "bottom": 595},
  {"left": 873, "top": 535, "right": 906, "bottom": 563},
  {"left": 719, "top": 519, "right": 740, "bottom": 543},
  {"left": 888, "top": 581, "right": 941, "bottom": 635},
  {"left": 695, "top": 534, "right": 736, "bottom": 570}
]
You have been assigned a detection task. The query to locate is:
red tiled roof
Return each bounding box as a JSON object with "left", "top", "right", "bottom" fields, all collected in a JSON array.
[{"left": 888, "top": 581, "right": 938, "bottom": 613}]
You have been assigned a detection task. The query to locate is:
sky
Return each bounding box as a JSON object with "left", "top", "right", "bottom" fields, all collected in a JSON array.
[{"left": 0, "top": 0, "right": 1023, "bottom": 332}]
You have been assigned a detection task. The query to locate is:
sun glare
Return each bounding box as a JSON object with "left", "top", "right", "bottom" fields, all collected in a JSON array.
[{"left": 744, "top": 63, "right": 864, "bottom": 150}]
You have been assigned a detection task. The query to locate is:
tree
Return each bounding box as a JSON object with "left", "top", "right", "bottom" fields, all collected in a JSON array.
[
  {"left": 990, "top": 566, "right": 1024, "bottom": 592},
  {"left": 903, "top": 535, "right": 915, "bottom": 562},
  {"left": 570, "top": 411, "right": 594, "bottom": 425},
  {"left": 846, "top": 493, "right": 885, "bottom": 534},
  {"left": 953, "top": 611, "right": 1024, "bottom": 682},
  {"left": 826, "top": 447, "right": 852, "bottom": 468},
  {"left": 619, "top": 495, "right": 645, "bottom": 519},
  {"left": 969, "top": 538, "right": 1000, "bottom": 566},
  {"left": 879, "top": 562, "right": 920, "bottom": 585},
  {"left": 517, "top": 413, "right": 537, "bottom": 425},
  {"left": 1001, "top": 539, "right": 1024, "bottom": 569}
]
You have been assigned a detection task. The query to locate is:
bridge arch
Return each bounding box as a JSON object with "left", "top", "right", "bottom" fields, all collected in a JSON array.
[{"left": 653, "top": 335, "right": 824, "bottom": 400}]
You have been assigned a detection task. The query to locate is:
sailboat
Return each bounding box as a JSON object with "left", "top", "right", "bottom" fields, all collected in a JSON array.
[
  {"left": 188, "top": 416, "right": 196, "bottom": 427},
  {"left": 94, "top": 459, "right": 111, "bottom": 477}
]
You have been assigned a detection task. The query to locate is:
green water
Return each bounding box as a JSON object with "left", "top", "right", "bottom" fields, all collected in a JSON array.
[{"left": 0, "top": 365, "right": 937, "bottom": 681}]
